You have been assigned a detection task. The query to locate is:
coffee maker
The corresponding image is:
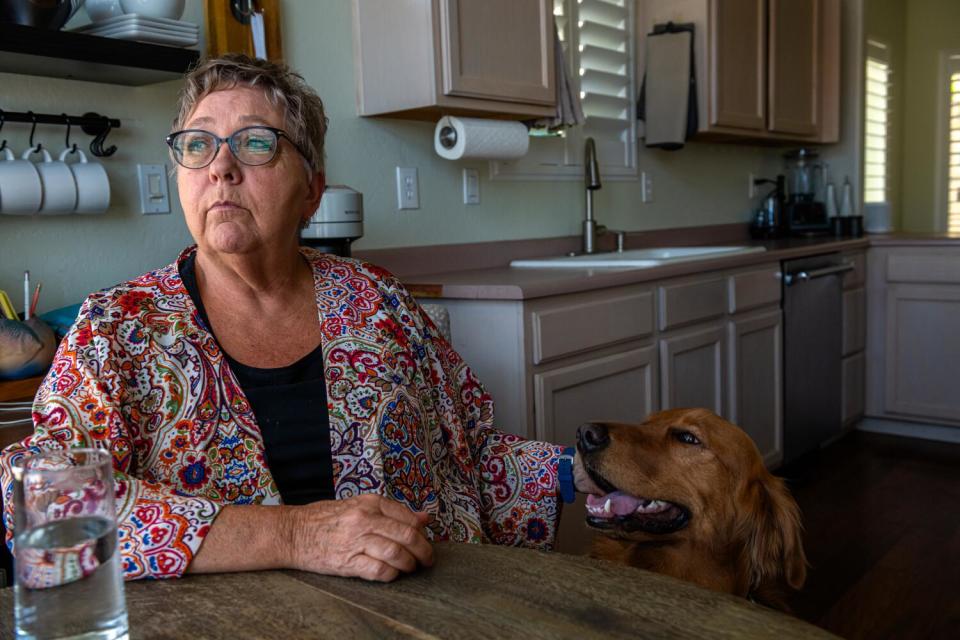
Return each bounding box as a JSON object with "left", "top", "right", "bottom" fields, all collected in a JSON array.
[
  {"left": 300, "top": 185, "right": 363, "bottom": 257},
  {"left": 783, "top": 148, "right": 830, "bottom": 235}
]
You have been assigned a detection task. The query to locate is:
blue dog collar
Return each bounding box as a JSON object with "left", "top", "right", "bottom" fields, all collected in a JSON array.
[{"left": 558, "top": 447, "right": 576, "bottom": 504}]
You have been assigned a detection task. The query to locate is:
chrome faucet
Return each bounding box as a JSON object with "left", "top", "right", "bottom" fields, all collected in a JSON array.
[{"left": 583, "top": 137, "right": 603, "bottom": 254}]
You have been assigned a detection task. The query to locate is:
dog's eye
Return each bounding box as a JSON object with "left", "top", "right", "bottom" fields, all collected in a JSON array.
[{"left": 673, "top": 430, "right": 701, "bottom": 446}]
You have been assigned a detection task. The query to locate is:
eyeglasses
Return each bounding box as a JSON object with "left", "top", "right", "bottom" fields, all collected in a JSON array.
[{"left": 165, "top": 126, "right": 307, "bottom": 169}]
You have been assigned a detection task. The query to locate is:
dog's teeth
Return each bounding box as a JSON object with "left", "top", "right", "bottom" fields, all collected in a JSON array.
[{"left": 603, "top": 498, "right": 612, "bottom": 514}]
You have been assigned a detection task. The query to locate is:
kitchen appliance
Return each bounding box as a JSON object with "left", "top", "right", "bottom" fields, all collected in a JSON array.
[
  {"left": 783, "top": 149, "right": 830, "bottom": 235},
  {"left": 750, "top": 174, "right": 786, "bottom": 238},
  {"left": 781, "top": 254, "right": 853, "bottom": 464},
  {"left": 300, "top": 185, "right": 363, "bottom": 257}
]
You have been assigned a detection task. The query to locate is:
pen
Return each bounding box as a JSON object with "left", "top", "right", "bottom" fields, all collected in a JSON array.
[
  {"left": 30, "top": 282, "right": 42, "bottom": 319},
  {"left": 24, "top": 271, "right": 30, "bottom": 321}
]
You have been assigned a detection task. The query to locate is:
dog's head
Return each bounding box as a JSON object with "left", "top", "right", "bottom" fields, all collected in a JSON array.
[{"left": 575, "top": 408, "right": 806, "bottom": 598}]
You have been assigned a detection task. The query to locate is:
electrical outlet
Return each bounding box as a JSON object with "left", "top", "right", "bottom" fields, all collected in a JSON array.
[
  {"left": 641, "top": 171, "right": 654, "bottom": 203},
  {"left": 137, "top": 164, "right": 170, "bottom": 214},
  {"left": 462, "top": 168, "right": 479, "bottom": 204},
  {"left": 748, "top": 173, "right": 757, "bottom": 199},
  {"left": 396, "top": 167, "right": 419, "bottom": 210}
]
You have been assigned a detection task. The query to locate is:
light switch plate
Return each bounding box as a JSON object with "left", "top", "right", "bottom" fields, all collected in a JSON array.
[
  {"left": 137, "top": 164, "right": 170, "bottom": 214},
  {"left": 462, "top": 168, "right": 479, "bottom": 204},
  {"left": 396, "top": 167, "right": 419, "bottom": 210}
]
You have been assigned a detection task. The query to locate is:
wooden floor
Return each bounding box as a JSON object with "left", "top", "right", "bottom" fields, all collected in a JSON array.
[{"left": 778, "top": 430, "right": 960, "bottom": 640}]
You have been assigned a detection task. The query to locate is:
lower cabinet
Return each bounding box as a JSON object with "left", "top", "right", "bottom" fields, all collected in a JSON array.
[
  {"left": 866, "top": 247, "right": 960, "bottom": 427},
  {"left": 842, "top": 351, "right": 865, "bottom": 426},
  {"left": 659, "top": 325, "right": 725, "bottom": 415},
  {"left": 727, "top": 309, "right": 783, "bottom": 467},
  {"left": 534, "top": 345, "right": 657, "bottom": 556},
  {"left": 883, "top": 283, "right": 960, "bottom": 421}
]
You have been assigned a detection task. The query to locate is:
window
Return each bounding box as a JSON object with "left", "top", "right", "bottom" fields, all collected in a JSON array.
[
  {"left": 944, "top": 54, "right": 960, "bottom": 233},
  {"left": 491, "top": 0, "right": 636, "bottom": 180},
  {"left": 863, "top": 40, "right": 891, "bottom": 205}
]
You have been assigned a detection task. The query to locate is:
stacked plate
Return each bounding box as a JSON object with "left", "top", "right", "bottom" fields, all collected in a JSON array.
[{"left": 69, "top": 14, "right": 198, "bottom": 47}]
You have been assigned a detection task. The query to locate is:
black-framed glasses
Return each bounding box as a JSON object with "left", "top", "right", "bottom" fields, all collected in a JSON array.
[{"left": 165, "top": 126, "right": 307, "bottom": 169}]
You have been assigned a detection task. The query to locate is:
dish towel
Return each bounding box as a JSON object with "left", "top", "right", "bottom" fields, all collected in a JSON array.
[
  {"left": 638, "top": 22, "right": 698, "bottom": 150},
  {"left": 526, "top": 22, "right": 585, "bottom": 132}
]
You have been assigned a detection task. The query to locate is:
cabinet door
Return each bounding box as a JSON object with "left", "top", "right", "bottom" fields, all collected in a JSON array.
[
  {"left": 768, "top": 0, "right": 819, "bottom": 135},
  {"left": 659, "top": 325, "right": 725, "bottom": 416},
  {"left": 885, "top": 284, "right": 960, "bottom": 423},
  {"left": 533, "top": 346, "right": 657, "bottom": 556},
  {"left": 842, "top": 351, "right": 865, "bottom": 427},
  {"left": 438, "top": 0, "right": 554, "bottom": 105},
  {"left": 842, "top": 287, "right": 866, "bottom": 357},
  {"left": 727, "top": 309, "right": 783, "bottom": 468},
  {"left": 708, "top": 0, "right": 766, "bottom": 130}
]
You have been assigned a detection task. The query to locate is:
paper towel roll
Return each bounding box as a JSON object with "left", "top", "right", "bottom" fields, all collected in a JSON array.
[{"left": 434, "top": 116, "right": 530, "bottom": 160}]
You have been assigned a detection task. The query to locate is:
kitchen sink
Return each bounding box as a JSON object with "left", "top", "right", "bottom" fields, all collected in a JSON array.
[{"left": 509, "top": 245, "right": 767, "bottom": 269}]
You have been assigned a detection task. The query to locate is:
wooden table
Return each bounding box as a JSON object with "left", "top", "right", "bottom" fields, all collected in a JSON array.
[{"left": 1, "top": 543, "right": 836, "bottom": 639}]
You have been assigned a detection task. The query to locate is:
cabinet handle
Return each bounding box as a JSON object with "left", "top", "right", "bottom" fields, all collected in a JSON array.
[{"left": 781, "top": 263, "right": 854, "bottom": 286}]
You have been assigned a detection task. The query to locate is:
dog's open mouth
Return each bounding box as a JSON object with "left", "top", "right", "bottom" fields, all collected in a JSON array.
[{"left": 583, "top": 467, "right": 691, "bottom": 534}]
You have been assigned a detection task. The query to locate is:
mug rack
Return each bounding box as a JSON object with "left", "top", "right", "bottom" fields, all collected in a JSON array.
[{"left": 0, "top": 110, "right": 121, "bottom": 158}]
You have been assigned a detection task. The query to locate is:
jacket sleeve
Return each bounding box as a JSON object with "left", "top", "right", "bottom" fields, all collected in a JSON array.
[
  {"left": 393, "top": 281, "right": 567, "bottom": 549},
  {"left": 0, "top": 305, "right": 221, "bottom": 580}
]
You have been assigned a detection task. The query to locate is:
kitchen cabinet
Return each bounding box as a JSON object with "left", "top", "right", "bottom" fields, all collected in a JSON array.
[
  {"left": 841, "top": 251, "right": 866, "bottom": 427},
  {"left": 431, "top": 260, "right": 784, "bottom": 554},
  {"left": 352, "top": 0, "right": 555, "bottom": 121},
  {"left": 728, "top": 309, "right": 783, "bottom": 466},
  {"left": 0, "top": 23, "right": 199, "bottom": 85},
  {"left": 866, "top": 247, "right": 960, "bottom": 428},
  {"left": 638, "top": 0, "right": 840, "bottom": 143}
]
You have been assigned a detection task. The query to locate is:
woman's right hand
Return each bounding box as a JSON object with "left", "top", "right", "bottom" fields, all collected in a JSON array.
[{"left": 282, "top": 494, "right": 433, "bottom": 582}]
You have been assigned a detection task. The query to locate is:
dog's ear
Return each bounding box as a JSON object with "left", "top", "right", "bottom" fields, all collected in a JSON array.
[{"left": 740, "top": 473, "right": 808, "bottom": 595}]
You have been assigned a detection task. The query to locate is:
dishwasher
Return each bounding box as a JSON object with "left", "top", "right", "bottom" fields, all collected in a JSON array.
[{"left": 781, "top": 254, "right": 853, "bottom": 465}]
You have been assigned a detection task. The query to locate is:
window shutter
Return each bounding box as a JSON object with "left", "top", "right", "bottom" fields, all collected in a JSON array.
[
  {"left": 863, "top": 40, "right": 891, "bottom": 205},
  {"left": 948, "top": 65, "right": 960, "bottom": 233},
  {"left": 491, "top": 0, "right": 636, "bottom": 180}
]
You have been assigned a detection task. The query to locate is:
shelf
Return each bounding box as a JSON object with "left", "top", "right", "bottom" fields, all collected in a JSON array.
[{"left": 0, "top": 23, "right": 200, "bottom": 86}]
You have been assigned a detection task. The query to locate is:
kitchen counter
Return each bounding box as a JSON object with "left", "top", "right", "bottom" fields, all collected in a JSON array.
[{"left": 401, "top": 235, "right": 870, "bottom": 301}]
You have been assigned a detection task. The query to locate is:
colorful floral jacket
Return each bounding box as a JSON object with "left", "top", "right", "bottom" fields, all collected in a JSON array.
[{"left": 1, "top": 247, "right": 565, "bottom": 580}]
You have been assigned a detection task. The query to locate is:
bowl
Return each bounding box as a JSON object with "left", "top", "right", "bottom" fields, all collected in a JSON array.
[
  {"left": 85, "top": 0, "right": 124, "bottom": 22},
  {"left": 0, "top": 0, "right": 85, "bottom": 29},
  {"left": 119, "top": 0, "right": 184, "bottom": 20}
]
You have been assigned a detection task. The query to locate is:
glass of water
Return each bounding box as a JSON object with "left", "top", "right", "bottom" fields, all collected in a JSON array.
[{"left": 12, "top": 448, "right": 128, "bottom": 640}]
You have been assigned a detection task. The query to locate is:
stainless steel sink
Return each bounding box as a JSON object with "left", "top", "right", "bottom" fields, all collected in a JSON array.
[{"left": 510, "top": 246, "right": 766, "bottom": 269}]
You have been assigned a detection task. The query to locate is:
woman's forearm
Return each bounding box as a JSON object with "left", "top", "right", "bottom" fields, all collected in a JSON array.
[{"left": 187, "top": 504, "right": 295, "bottom": 574}]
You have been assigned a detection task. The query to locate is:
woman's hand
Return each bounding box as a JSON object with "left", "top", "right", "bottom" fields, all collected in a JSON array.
[{"left": 282, "top": 494, "right": 433, "bottom": 582}]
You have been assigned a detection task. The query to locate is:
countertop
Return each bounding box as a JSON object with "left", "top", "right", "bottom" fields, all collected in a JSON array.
[{"left": 403, "top": 236, "right": 872, "bottom": 301}]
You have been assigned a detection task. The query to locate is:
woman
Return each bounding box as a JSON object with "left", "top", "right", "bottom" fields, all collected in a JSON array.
[{"left": 1, "top": 55, "right": 583, "bottom": 582}]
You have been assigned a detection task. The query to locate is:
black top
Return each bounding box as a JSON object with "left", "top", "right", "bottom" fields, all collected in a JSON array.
[{"left": 178, "top": 253, "right": 334, "bottom": 505}]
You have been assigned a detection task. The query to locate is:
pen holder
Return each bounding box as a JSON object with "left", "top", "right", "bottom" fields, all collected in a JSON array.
[{"left": 0, "top": 317, "right": 56, "bottom": 380}]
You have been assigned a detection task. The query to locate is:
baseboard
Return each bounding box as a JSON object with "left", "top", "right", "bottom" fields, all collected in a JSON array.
[{"left": 856, "top": 418, "right": 960, "bottom": 444}]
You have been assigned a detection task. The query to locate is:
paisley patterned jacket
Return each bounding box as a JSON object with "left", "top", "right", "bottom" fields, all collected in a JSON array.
[{"left": 1, "top": 247, "right": 565, "bottom": 580}]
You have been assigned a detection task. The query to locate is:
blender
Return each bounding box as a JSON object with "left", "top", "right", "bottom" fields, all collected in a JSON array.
[{"left": 783, "top": 148, "right": 830, "bottom": 235}]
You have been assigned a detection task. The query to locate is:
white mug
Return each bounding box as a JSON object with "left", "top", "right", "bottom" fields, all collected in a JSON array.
[
  {"left": 24, "top": 147, "right": 77, "bottom": 215},
  {"left": 60, "top": 148, "right": 110, "bottom": 214},
  {"left": 0, "top": 147, "right": 43, "bottom": 215}
]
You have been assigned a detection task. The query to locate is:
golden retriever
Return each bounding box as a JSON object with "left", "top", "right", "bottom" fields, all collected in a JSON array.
[{"left": 573, "top": 408, "right": 806, "bottom": 611}]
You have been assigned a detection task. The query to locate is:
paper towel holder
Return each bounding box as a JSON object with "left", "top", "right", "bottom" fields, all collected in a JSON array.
[{"left": 438, "top": 126, "right": 457, "bottom": 150}]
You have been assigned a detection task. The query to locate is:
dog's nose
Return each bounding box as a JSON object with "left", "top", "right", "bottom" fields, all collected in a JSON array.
[{"left": 577, "top": 422, "right": 609, "bottom": 453}]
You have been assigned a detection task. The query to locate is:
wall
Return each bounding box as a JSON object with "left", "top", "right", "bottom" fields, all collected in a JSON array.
[
  {"left": 2, "top": 0, "right": 794, "bottom": 313},
  {"left": 900, "top": 0, "right": 960, "bottom": 231}
]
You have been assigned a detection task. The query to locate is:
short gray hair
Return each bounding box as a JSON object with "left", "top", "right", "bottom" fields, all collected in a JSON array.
[{"left": 173, "top": 53, "right": 328, "bottom": 174}]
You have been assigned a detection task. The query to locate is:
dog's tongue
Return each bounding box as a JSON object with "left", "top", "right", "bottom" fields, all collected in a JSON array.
[{"left": 586, "top": 491, "right": 643, "bottom": 517}]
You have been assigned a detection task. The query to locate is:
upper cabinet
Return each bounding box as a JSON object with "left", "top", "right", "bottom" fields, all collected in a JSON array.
[
  {"left": 352, "top": 0, "right": 556, "bottom": 120},
  {"left": 639, "top": 0, "right": 840, "bottom": 143}
]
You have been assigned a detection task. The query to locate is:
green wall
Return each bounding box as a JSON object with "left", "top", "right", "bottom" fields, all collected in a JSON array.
[
  {"left": 901, "top": 0, "right": 960, "bottom": 231},
  {"left": 863, "top": 0, "right": 906, "bottom": 229},
  {"left": 1, "top": 0, "right": 788, "bottom": 312}
]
